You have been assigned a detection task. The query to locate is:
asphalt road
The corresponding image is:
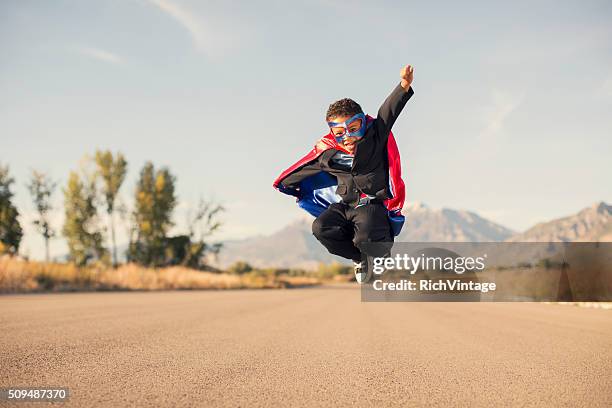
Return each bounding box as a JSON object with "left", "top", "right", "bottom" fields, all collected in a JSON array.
[{"left": 1, "top": 286, "right": 611, "bottom": 407}]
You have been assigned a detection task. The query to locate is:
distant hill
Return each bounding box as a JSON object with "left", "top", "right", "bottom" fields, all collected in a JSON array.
[
  {"left": 215, "top": 217, "right": 337, "bottom": 270},
  {"left": 507, "top": 201, "right": 612, "bottom": 242},
  {"left": 397, "top": 202, "right": 515, "bottom": 242},
  {"left": 214, "top": 202, "right": 515, "bottom": 270},
  {"left": 214, "top": 201, "right": 612, "bottom": 270}
]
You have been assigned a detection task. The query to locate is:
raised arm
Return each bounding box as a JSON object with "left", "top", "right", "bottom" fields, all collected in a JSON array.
[{"left": 376, "top": 65, "right": 415, "bottom": 139}]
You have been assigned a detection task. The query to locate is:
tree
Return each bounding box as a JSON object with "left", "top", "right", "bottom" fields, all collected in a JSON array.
[
  {"left": 184, "top": 198, "right": 224, "bottom": 266},
  {"left": 129, "top": 162, "right": 176, "bottom": 266},
  {"left": 187, "top": 198, "right": 224, "bottom": 243},
  {"left": 0, "top": 164, "right": 23, "bottom": 255},
  {"left": 228, "top": 261, "right": 253, "bottom": 275},
  {"left": 164, "top": 199, "right": 225, "bottom": 268},
  {"left": 62, "top": 171, "right": 106, "bottom": 266},
  {"left": 27, "top": 170, "right": 57, "bottom": 262},
  {"left": 95, "top": 150, "right": 127, "bottom": 267}
]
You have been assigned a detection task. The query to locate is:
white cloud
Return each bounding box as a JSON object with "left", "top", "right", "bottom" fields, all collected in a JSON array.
[
  {"left": 146, "top": 0, "right": 250, "bottom": 58},
  {"left": 75, "top": 46, "right": 124, "bottom": 64},
  {"left": 148, "top": 0, "right": 206, "bottom": 48},
  {"left": 481, "top": 89, "right": 523, "bottom": 137}
]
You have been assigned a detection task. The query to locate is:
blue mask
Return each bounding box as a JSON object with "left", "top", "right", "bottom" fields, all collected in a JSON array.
[{"left": 328, "top": 112, "right": 366, "bottom": 143}]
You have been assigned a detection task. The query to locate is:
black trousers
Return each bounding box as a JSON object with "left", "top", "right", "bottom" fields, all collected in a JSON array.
[{"left": 312, "top": 202, "right": 393, "bottom": 263}]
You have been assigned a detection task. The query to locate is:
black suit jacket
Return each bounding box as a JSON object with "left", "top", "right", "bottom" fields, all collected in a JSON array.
[{"left": 281, "top": 83, "right": 414, "bottom": 206}]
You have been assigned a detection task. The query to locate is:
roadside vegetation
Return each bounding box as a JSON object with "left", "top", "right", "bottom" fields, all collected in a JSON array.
[
  {"left": 0, "top": 257, "right": 322, "bottom": 293},
  {"left": 227, "top": 261, "right": 353, "bottom": 282},
  {"left": 0, "top": 152, "right": 340, "bottom": 294},
  {"left": 1, "top": 151, "right": 224, "bottom": 270}
]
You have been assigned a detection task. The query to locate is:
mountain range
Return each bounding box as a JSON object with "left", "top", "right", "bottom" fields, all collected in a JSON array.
[
  {"left": 213, "top": 201, "right": 612, "bottom": 270},
  {"left": 508, "top": 201, "right": 612, "bottom": 242}
]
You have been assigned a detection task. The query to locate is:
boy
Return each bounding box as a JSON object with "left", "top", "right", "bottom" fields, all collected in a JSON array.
[{"left": 273, "top": 65, "right": 414, "bottom": 283}]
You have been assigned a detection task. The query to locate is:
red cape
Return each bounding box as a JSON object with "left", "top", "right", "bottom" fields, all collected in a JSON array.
[{"left": 273, "top": 117, "right": 406, "bottom": 234}]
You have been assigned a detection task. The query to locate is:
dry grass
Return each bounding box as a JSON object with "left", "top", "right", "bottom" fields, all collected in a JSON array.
[{"left": 0, "top": 256, "right": 320, "bottom": 294}]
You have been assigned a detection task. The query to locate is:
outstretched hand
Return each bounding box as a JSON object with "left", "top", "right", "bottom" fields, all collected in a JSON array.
[{"left": 400, "top": 65, "right": 414, "bottom": 90}]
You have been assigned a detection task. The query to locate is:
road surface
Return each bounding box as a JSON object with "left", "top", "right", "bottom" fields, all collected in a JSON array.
[{"left": 1, "top": 286, "right": 611, "bottom": 407}]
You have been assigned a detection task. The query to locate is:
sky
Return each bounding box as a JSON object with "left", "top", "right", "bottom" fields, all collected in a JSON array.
[{"left": 1, "top": 0, "right": 611, "bottom": 260}]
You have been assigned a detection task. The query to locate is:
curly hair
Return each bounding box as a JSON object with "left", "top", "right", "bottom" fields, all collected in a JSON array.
[{"left": 325, "top": 98, "right": 363, "bottom": 121}]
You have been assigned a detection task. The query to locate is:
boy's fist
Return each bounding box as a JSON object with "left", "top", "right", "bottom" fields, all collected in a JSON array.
[{"left": 400, "top": 65, "right": 414, "bottom": 90}]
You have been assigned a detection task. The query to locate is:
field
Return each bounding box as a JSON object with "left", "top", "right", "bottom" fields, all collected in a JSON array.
[{"left": 0, "top": 257, "right": 322, "bottom": 293}]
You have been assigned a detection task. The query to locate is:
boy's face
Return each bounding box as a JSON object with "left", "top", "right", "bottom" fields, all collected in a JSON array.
[{"left": 328, "top": 114, "right": 364, "bottom": 153}]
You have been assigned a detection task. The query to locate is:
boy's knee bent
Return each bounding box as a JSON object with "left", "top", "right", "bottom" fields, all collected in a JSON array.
[
  {"left": 311, "top": 217, "right": 325, "bottom": 239},
  {"left": 312, "top": 217, "right": 335, "bottom": 239},
  {"left": 312, "top": 217, "right": 345, "bottom": 241}
]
